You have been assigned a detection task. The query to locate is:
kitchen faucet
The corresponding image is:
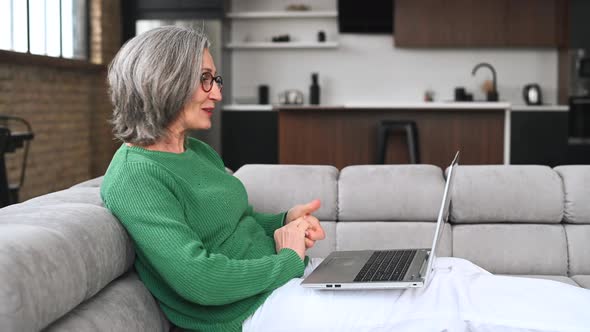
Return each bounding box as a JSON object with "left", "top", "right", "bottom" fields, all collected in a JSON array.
[{"left": 472, "top": 62, "right": 499, "bottom": 101}]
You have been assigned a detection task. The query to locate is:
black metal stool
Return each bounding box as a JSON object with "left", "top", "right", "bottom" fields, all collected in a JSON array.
[
  {"left": 0, "top": 116, "right": 34, "bottom": 208},
  {"left": 376, "top": 120, "right": 420, "bottom": 164}
]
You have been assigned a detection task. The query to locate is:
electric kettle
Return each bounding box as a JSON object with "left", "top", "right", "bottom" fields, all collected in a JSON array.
[{"left": 522, "top": 84, "right": 543, "bottom": 105}]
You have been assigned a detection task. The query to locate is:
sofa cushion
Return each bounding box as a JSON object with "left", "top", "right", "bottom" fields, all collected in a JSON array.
[
  {"left": 564, "top": 225, "right": 590, "bottom": 275},
  {"left": 0, "top": 204, "right": 134, "bottom": 330},
  {"left": 452, "top": 224, "right": 567, "bottom": 275},
  {"left": 338, "top": 165, "right": 445, "bottom": 221},
  {"left": 336, "top": 222, "right": 452, "bottom": 257},
  {"left": 554, "top": 166, "right": 590, "bottom": 224},
  {"left": 0, "top": 224, "right": 88, "bottom": 331},
  {"left": 450, "top": 166, "right": 563, "bottom": 224},
  {"left": 70, "top": 176, "right": 104, "bottom": 188},
  {"left": 305, "top": 222, "right": 336, "bottom": 258},
  {"left": 571, "top": 276, "right": 590, "bottom": 289},
  {"left": 45, "top": 272, "right": 170, "bottom": 332},
  {"left": 235, "top": 165, "right": 338, "bottom": 221},
  {"left": 0, "top": 187, "right": 105, "bottom": 210},
  {"left": 502, "top": 275, "right": 579, "bottom": 287}
]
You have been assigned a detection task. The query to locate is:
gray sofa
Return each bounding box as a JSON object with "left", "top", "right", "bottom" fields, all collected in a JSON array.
[{"left": 1, "top": 164, "right": 588, "bottom": 331}]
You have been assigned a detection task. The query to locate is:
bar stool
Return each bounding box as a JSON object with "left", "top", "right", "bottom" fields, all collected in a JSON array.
[
  {"left": 376, "top": 120, "right": 420, "bottom": 164},
  {"left": 0, "top": 128, "right": 11, "bottom": 207},
  {"left": 0, "top": 116, "right": 34, "bottom": 208}
]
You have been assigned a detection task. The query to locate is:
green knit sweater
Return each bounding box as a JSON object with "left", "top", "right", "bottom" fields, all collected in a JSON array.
[{"left": 100, "top": 138, "right": 305, "bottom": 332}]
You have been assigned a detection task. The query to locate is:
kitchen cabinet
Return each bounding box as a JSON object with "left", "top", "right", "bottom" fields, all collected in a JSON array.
[
  {"left": 506, "top": 0, "right": 566, "bottom": 47},
  {"left": 395, "top": 0, "right": 505, "bottom": 47},
  {"left": 394, "top": 0, "right": 565, "bottom": 48},
  {"left": 570, "top": 0, "right": 590, "bottom": 49},
  {"left": 278, "top": 106, "right": 506, "bottom": 170},
  {"left": 221, "top": 110, "right": 278, "bottom": 172},
  {"left": 510, "top": 110, "right": 568, "bottom": 167}
]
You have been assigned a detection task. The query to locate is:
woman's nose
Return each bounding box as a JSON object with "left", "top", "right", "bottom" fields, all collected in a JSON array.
[{"left": 210, "top": 84, "right": 222, "bottom": 101}]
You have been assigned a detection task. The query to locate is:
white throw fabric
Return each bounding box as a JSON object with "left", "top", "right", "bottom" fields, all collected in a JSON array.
[{"left": 243, "top": 257, "right": 590, "bottom": 332}]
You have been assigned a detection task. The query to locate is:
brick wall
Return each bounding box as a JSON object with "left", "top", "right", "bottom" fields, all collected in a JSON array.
[
  {"left": 0, "top": 0, "right": 121, "bottom": 202},
  {"left": 91, "top": 0, "right": 122, "bottom": 65},
  {"left": 90, "top": 0, "right": 122, "bottom": 177}
]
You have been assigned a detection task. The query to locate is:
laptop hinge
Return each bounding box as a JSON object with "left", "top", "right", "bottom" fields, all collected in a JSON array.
[{"left": 419, "top": 251, "right": 430, "bottom": 278}]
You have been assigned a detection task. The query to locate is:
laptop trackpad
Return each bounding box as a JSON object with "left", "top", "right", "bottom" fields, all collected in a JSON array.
[
  {"left": 306, "top": 251, "right": 372, "bottom": 284},
  {"left": 329, "top": 257, "right": 356, "bottom": 266}
]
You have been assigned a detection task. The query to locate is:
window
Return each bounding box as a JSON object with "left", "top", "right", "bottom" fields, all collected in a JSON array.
[{"left": 0, "top": 0, "right": 88, "bottom": 59}]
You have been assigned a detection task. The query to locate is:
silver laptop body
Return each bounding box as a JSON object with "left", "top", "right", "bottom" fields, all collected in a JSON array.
[{"left": 301, "top": 151, "right": 459, "bottom": 290}]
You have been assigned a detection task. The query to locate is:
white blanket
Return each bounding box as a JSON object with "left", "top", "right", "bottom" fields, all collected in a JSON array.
[{"left": 243, "top": 257, "right": 590, "bottom": 332}]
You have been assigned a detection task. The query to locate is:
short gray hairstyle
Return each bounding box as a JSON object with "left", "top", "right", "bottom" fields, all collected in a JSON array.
[{"left": 107, "top": 26, "right": 210, "bottom": 145}]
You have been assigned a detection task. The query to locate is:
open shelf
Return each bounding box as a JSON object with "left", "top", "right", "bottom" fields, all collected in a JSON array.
[
  {"left": 227, "top": 11, "right": 338, "bottom": 19},
  {"left": 225, "top": 42, "right": 339, "bottom": 49}
]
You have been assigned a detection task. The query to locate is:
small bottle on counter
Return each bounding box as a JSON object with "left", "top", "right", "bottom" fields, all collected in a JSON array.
[{"left": 310, "top": 73, "right": 320, "bottom": 105}]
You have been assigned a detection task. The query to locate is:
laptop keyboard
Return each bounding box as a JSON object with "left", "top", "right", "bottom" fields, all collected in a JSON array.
[{"left": 354, "top": 250, "right": 417, "bottom": 282}]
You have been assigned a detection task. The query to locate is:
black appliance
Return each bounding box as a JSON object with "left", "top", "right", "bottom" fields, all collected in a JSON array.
[
  {"left": 579, "top": 57, "right": 590, "bottom": 78},
  {"left": 567, "top": 96, "right": 590, "bottom": 164},
  {"left": 338, "top": 0, "right": 393, "bottom": 34},
  {"left": 566, "top": 49, "right": 590, "bottom": 164},
  {"left": 523, "top": 84, "right": 543, "bottom": 105},
  {"left": 569, "top": 96, "right": 590, "bottom": 138}
]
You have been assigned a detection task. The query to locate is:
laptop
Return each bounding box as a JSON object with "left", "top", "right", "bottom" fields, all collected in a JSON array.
[{"left": 301, "top": 151, "right": 460, "bottom": 290}]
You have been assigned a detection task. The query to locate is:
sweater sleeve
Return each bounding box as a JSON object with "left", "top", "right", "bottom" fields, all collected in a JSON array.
[
  {"left": 244, "top": 205, "right": 287, "bottom": 237},
  {"left": 102, "top": 163, "right": 304, "bottom": 306}
]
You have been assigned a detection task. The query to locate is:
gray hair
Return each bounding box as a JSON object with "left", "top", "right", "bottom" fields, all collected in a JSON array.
[{"left": 107, "top": 26, "right": 210, "bottom": 145}]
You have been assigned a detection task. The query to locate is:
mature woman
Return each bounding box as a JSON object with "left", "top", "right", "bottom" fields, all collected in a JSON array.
[
  {"left": 101, "top": 26, "right": 325, "bottom": 331},
  {"left": 102, "top": 26, "right": 590, "bottom": 332}
]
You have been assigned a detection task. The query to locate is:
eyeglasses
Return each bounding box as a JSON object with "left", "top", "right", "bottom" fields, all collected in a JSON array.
[{"left": 200, "top": 72, "right": 223, "bottom": 92}]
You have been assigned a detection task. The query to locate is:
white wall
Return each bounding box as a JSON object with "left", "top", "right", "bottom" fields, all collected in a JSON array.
[
  {"left": 231, "top": 34, "right": 558, "bottom": 105},
  {"left": 228, "top": 0, "right": 558, "bottom": 106}
]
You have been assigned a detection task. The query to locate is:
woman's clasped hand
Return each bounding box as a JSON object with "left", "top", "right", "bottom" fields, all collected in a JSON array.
[{"left": 275, "top": 199, "right": 325, "bottom": 260}]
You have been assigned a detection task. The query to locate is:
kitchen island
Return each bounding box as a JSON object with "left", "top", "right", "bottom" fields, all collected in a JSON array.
[
  {"left": 222, "top": 103, "right": 568, "bottom": 170},
  {"left": 277, "top": 103, "right": 510, "bottom": 170}
]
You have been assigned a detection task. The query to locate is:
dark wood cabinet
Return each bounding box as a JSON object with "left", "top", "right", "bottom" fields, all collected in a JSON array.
[
  {"left": 278, "top": 107, "right": 505, "bottom": 170},
  {"left": 506, "top": 0, "right": 564, "bottom": 47},
  {"left": 395, "top": 0, "right": 565, "bottom": 48},
  {"left": 395, "top": 0, "right": 505, "bottom": 47}
]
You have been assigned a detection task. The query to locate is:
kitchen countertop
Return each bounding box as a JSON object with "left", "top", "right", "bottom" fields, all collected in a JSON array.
[
  {"left": 222, "top": 104, "right": 274, "bottom": 111},
  {"left": 222, "top": 103, "right": 568, "bottom": 111},
  {"left": 340, "top": 102, "right": 512, "bottom": 109},
  {"left": 510, "top": 105, "right": 569, "bottom": 112}
]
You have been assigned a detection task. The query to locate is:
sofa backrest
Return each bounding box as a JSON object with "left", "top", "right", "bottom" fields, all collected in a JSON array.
[
  {"left": 0, "top": 180, "right": 168, "bottom": 331},
  {"left": 337, "top": 165, "right": 452, "bottom": 257},
  {"left": 449, "top": 165, "right": 567, "bottom": 275},
  {"left": 234, "top": 164, "right": 339, "bottom": 258},
  {"left": 554, "top": 166, "right": 590, "bottom": 276}
]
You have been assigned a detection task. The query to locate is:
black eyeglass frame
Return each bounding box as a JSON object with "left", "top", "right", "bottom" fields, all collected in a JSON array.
[{"left": 200, "top": 72, "right": 223, "bottom": 93}]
